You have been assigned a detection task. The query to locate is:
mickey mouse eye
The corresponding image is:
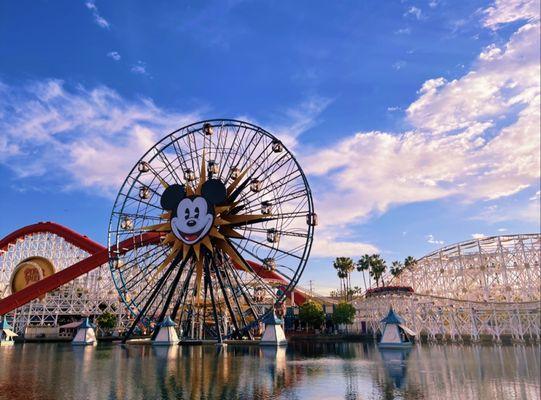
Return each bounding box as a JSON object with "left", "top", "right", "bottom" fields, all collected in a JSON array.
[
  {"left": 184, "top": 209, "right": 190, "bottom": 220},
  {"left": 194, "top": 207, "right": 200, "bottom": 218}
]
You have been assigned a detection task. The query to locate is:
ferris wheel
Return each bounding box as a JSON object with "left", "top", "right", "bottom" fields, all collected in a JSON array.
[{"left": 108, "top": 119, "right": 316, "bottom": 342}]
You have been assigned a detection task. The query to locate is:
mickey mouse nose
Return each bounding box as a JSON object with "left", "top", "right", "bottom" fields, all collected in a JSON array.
[{"left": 187, "top": 220, "right": 196, "bottom": 227}]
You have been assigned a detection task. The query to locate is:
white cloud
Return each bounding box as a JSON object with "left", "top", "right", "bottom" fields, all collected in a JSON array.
[
  {"left": 426, "top": 234, "right": 444, "bottom": 245},
  {"left": 131, "top": 61, "right": 148, "bottom": 75},
  {"left": 85, "top": 1, "right": 110, "bottom": 29},
  {"left": 404, "top": 6, "right": 422, "bottom": 20},
  {"left": 471, "top": 233, "right": 486, "bottom": 239},
  {"left": 394, "top": 28, "right": 411, "bottom": 35},
  {"left": 311, "top": 236, "right": 378, "bottom": 258},
  {"left": 107, "top": 51, "right": 121, "bottom": 61},
  {"left": 393, "top": 61, "right": 406, "bottom": 70},
  {"left": 497, "top": 228, "right": 507, "bottom": 232},
  {"left": 483, "top": 0, "right": 540, "bottom": 29},
  {"left": 0, "top": 79, "right": 199, "bottom": 195},
  {"left": 303, "top": 0, "right": 540, "bottom": 230}
]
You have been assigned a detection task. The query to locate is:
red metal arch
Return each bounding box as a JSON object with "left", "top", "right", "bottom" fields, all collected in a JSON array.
[
  {"left": 0, "top": 221, "right": 104, "bottom": 254},
  {"left": 0, "top": 222, "right": 306, "bottom": 316}
]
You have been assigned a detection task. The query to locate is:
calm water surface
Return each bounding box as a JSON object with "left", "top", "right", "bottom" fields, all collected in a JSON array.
[{"left": 0, "top": 342, "right": 539, "bottom": 400}]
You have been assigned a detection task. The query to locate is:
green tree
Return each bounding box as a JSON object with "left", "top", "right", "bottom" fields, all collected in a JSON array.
[
  {"left": 333, "top": 257, "right": 355, "bottom": 301},
  {"left": 96, "top": 312, "right": 117, "bottom": 332},
  {"left": 332, "top": 302, "right": 356, "bottom": 326},
  {"left": 404, "top": 256, "right": 416, "bottom": 269},
  {"left": 357, "top": 254, "right": 371, "bottom": 291},
  {"left": 298, "top": 300, "right": 326, "bottom": 330},
  {"left": 369, "top": 254, "right": 387, "bottom": 287},
  {"left": 390, "top": 261, "right": 404, "bottom": 279}
]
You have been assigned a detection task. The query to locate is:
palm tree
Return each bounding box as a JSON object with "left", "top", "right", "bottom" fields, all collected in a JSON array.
[
  {"left": 390, "top": 261, "right": 404, "bottom": 279},
  {"left": 357, "top": 254, "right": 371, "bottom": 291},
  {"left": 404, "top": 256, "right": 416, "bottom": 269},
  {"left": 369, "top": 254, "right": 387, "bottom": 287},
  {"left": 333, "top": 257, "right": 355, "bottom": 301}
]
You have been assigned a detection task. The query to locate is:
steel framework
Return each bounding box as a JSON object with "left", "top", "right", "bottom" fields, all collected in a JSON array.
[
  {"left": 0, "top": 225, "right": 129, "bottom": 334},
  {"left": 108, "top": 119, "right": 316, "bottom": 342},
  {"left": 354, "top": 234, "right": 541, "bottom": 342}
]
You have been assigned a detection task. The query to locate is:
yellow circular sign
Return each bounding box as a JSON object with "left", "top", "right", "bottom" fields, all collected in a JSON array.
[{"left": 10, "top": 257, "right": 55, "bottom": 295}]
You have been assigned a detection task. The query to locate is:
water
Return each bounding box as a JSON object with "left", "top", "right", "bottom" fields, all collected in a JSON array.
[{"left": 0, "top": 342, "right": 539, "bottom": 400}]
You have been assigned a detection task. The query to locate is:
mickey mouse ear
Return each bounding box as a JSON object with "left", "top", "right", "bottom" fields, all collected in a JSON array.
[
  {"left": 202, "top": 179, "right": 227, "bottom": 205},
  {"left": 160, "top": 184, "right": 186, "bottom": 210}
]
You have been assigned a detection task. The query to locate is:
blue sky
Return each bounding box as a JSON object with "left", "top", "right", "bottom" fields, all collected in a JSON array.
[{"left": 0, "top": 0, "right": 539, "bottom": 294}]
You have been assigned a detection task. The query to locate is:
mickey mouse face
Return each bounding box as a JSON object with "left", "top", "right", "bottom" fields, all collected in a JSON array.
[
  {"left": 172, "top": 197, "right": 213, "bottom": 244},
  {"left": 160, "top": 179, "right": 227, "bottom": 245}
]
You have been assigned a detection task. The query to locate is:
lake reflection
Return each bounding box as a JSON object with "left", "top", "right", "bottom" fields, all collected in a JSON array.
[{"left": 0, "top": 342, "right": 539, "bottom": 400}]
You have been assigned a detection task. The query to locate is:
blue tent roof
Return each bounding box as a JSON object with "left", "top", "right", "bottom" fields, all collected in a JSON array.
[
  {"left": 380, "top": 308, "right": 404, "bottom": 324},
  {"left": 0, "top": 319, "right": 13, "bottom": 330},
  {"left": 79, "top": 317, "right": 94, "bottom": 329},
  {"left": 159, "top": 316, "right": 176, "bottom": 327},
  {"left": 263, "top": 312, "right": 283, "bottom": 325}
]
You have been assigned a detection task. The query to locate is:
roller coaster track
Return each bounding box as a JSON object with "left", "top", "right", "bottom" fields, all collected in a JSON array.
[{"left": 0, "top": 222, "right": 308, "bottom": 316}]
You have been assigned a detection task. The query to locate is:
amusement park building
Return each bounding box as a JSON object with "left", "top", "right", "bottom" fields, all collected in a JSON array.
[
  {"left": 354, "top": 234, "right": 541, "bottom": 343},
  {"left": 0, "top": 222, "right": 128, "bottom": 335}
]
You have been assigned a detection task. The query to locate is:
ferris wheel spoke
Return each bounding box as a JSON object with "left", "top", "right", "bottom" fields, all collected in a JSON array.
[
  {"left": 231, "top": 128, "right": 264, "bottom": 174},
  {"left": 154, "top": 149, "right": 183, "bottom": 184},
  {"left": 232, "top": 234, "right": 303, "bottom": 260},
  {"left": 237, "top": 225, "right": 308, "bottom": 239},
  {"left": 219, "top": 240, "right": 278, "bottom": 298},
  {"left": 238, "top": 168, "right": 302, "bottom": 207},
  {"left": 120, "top": 245, "right": 170, "bottom": 289},
  {"left": 217, "top": 124, "right": 244, "bottom": 182}
]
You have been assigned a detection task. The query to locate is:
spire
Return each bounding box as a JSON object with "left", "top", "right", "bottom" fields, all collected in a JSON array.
[{"left": 380, "top": 307, "right": 404, "bottom": 324}]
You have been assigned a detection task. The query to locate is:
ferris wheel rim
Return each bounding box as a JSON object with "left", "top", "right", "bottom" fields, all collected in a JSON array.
[{"left": 107, "top": 118, "right": 316, "bottom": 336}]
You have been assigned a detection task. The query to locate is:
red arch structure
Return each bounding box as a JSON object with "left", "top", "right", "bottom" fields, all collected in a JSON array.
[{"left": 0, "top": 222, "right": 307, "bottom": 315}]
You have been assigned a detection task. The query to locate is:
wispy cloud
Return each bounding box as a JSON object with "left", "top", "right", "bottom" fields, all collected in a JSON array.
[
  {"left": 302, "top": 0, "right": 540, "bottom": 230},
  {"left": 85, "top": 1, "right": 110, "bottom": 29},
  {"left": 426, "top": 234, "right": 444, "bottom": 245},
  {"left": 107, "top": 51, "right": 121, "bottom": 61},
  {"left": 392, "top": 61, "right": 406, "bottom": 70},
  {"left": 404, "top": 6, "right": 422, "bottom": 20},
  {"left": 483, "top": 0, "right": 540, "bottom": 29},
  {"left": 471, "top": 233, "right": 486, "bottom": 239},
  {"left": 131, "top": 61, "right": 149, "bottom": 76},
  {"left": 394, "top": 27, "right": 411, "bottom": 35},
  {"left": 0, "top": 79, "right": 200, "bottom": 195}
]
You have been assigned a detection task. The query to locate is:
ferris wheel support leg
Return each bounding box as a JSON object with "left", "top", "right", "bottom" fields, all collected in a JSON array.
[
  {"left": 211, "top": 255, "right": 241, "bottom": 338},
  {"left": 204, "top": 255, "right": 223, "bottom": 343},
  {"left": 122, "top": 253, "right": 181, "bottom": 343},
  {"left": 220, "top": 259, "right": 254, "bottom": 340},
  {"left": 151, "top": 256, "right": 190, "bottom": 341},
  {"left": 229, "top": 262, "right": 261, "bottom": 333},
  {"left": 171, "top": 263, "right": 196, "bottom": 323}
]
